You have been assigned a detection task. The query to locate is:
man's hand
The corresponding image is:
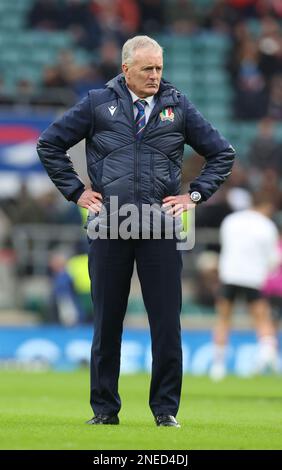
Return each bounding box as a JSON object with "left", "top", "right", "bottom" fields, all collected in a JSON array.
[
  {"left": 162, "top": 194, "right": 195, "bottom": 217},
  {"left": 77, "top": 189, "right": 103, "bottom": 213}
]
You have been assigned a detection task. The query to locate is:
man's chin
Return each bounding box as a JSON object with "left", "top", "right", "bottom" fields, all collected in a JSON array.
[{"left": 145, "top": 85, "right": 159, "bottom": 94}]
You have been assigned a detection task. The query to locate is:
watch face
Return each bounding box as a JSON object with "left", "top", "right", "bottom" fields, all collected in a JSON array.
[{"left": 190, "top": 191, "right": 201, "bottom": 203}]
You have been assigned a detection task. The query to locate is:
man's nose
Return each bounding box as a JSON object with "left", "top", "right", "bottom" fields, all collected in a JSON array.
[{"left": 149, "top": 68, "right": 158, "bottom": 79}]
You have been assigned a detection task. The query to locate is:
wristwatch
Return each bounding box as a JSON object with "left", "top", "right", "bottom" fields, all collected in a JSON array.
[{"left": 189, "top": 191, "right": 202, "bottom": 204}]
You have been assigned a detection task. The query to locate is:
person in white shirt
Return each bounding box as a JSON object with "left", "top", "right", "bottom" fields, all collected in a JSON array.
[{"left": 210, "top": 192, "right": 279, "bottom": 380}]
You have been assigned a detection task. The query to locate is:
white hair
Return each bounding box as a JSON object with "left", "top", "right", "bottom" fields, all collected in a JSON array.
[{"left": 122, "top": 35, "right": 163, "bottom": 65}]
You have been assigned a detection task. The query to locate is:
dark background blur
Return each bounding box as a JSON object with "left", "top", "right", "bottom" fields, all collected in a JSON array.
[{"left": 0, "top": 0, "right": 281, "bottom": 328}]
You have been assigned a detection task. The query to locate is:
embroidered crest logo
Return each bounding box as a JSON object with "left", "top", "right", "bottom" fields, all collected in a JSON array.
[
  {"left": 160, "top": 107, "right": 174, "bottom": 122},
  {"left": 108, "top": 105, "right": 117, "bottom": 116}
]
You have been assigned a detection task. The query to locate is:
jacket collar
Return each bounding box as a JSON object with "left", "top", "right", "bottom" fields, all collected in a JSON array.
[{"left": 106, "top": 74, "right": 180, "bottom": 107}]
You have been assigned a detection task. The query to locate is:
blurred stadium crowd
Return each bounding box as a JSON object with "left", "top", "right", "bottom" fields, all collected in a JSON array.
[{"left": 0, "top": 0, "right": 281, "bottom": 327}]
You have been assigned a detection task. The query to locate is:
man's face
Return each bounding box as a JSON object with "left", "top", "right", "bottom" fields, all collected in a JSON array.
[{"left": 122, "top": 47, "right": 163, "bottom": 98}]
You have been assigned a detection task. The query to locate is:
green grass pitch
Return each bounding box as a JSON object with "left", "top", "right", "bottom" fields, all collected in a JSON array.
[{"left": 0, "top": 370, "right": 281, "bottom": 450}]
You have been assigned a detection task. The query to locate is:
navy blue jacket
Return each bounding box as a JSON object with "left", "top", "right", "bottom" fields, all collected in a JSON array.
[{"left": 37, "top": 74, "right": 235, "bottom": 210}]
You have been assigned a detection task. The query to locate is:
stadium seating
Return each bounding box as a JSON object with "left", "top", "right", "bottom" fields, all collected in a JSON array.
[
  {"left": 0, "top": 1, "right": 274, "bottom": 163},
  {"left": 0, "top": 0, "right": 91, "bottom": 91},
  {"left": 160, "top": 30, "right": 275, "bottom": 160}
]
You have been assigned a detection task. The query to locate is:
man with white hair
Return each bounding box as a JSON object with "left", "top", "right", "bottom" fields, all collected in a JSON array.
[{"left": 37, "top": 36, "right": 235, "bottom": 427}]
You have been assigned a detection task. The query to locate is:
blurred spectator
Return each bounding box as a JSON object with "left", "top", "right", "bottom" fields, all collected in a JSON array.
[
  {"left": 139, "top": 0, "right": 164, "bottom": 34},
  {"left": 232, "top": 38, "right": 268, "bottom": 118},
  {"left": 97, "top": 39, "right": 120, "bottom": 82},
  {"left": 170, "top": 19, "right": 198, "bottom": 36},
  {"left": 205, "top": 0, "right": 234, "bottom": 33},
  {"left": 4, "top": 183, "right": 82, "bottom": 226},
  {"left": 207, "top": 0, "right": 262, "bottom": 30},
  {"left": 259, "top": 169, "right": 282, "bottom": 202},
  {"left": 35, "top": 188, "right": 84, "bottom": 227},
  {"left": 42, "top": 65, "right": 70, "bottom": 90},
  {"left": 48, "top": 250, "right": 86, "bottom": 325},
  {"left": 258, "top": 16, "right": 282, "bottom": 82},
  {"left": 246, "top": 117, "right": 282, "bottom": 171},
  {"left": 67, "top": 253, "right": 92, "bottom": 319},
  {"left": 62, "top": 0, "right": 101, "bottom": 50},
  {"left": 228, "top": 13, "right": 282, "bottom": 119},
  {"left": 228, "top": 20, "right": 253, "bottom": 75},
  {"left": 15, "top": 79, "right": 35, "bottom": 104},
  {"left": 27, "top": 0, "right": 63, "bottom": 30},
  {"left": 69, "top": 65, "right": 106, "bottom": 97},
  {"left": 27, "top": 0, "right": 101, "bottom": 50},
  {"left": 90, "top": 0, "right": 140, "bottom": 44},
  {"left": 225, "top": 0, "right": 259, "bottom": 21},
  {"left": 267, "top": 73, "right": 282, "bottom": 119},
  {"left": 6, "top": 182, "right": 47, "bottom": 225},
  {"left": 55, "top": 49, "right": 88, "bottom": 84},
  {"left": 167, "top": 0, "right": 197, "bottom": 35},
  {"left": 257, "top": 0, "right": 282, "bottom": 18},
  {"left": 42, "top": 49, "right": 103, "bottom": 98},
  {"left": 116, "top": 0, "right": 140, "bottom": 35},
  {"left": 0, "top": 208, "right": 11, "bottom": 247}
]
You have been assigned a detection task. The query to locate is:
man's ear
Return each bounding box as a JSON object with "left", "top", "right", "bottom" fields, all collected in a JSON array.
[{"left": 122, "top": 63, "right": 129, "bottom": 76}]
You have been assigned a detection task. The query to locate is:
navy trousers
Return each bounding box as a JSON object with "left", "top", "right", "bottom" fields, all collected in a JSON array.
[{"left": 88, "top": 237, "right": 183, "bottom": 417}]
